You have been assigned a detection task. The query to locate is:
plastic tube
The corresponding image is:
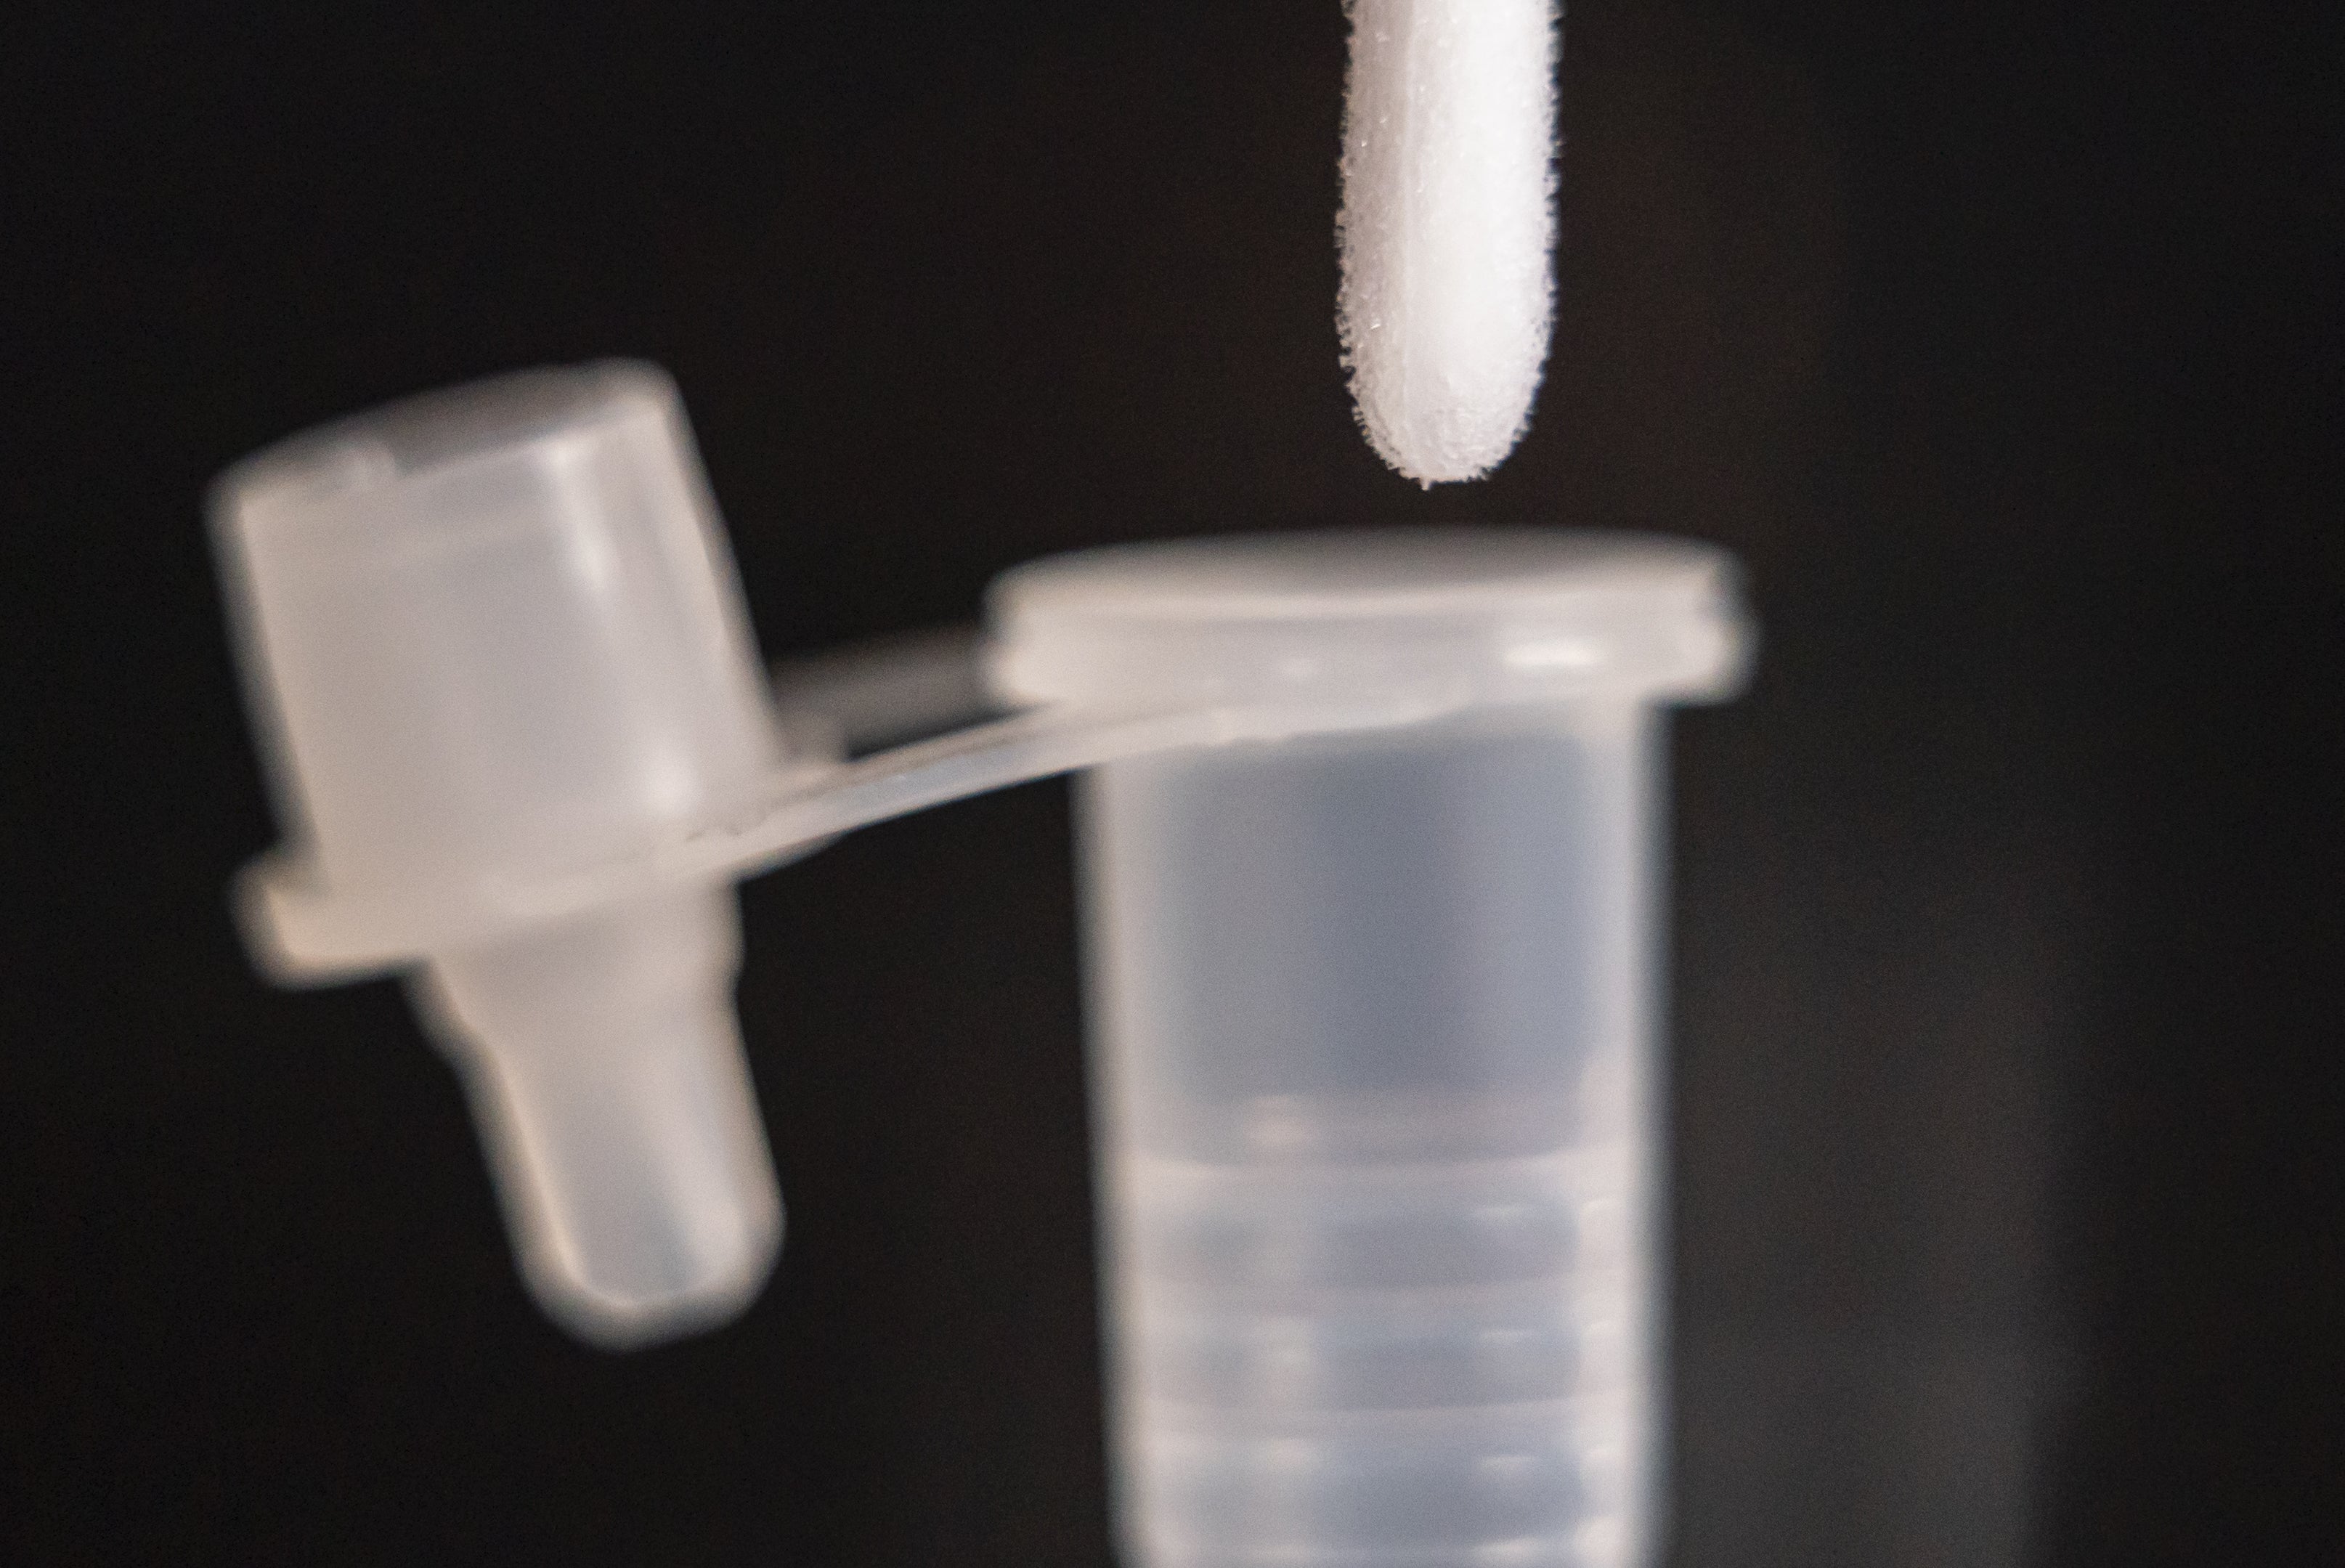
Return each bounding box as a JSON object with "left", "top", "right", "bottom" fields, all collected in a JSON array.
[
  {"left": 213, "top": 375, "right": 1751, "bottom": 1568},
  {"left": 985, "top": 533, "right": 1746, "bottom": 1568}
]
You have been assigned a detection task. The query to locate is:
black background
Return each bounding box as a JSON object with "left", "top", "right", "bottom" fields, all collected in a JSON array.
[{"left": 2, "top": 1, "right": 2338, "bottom": 1562}]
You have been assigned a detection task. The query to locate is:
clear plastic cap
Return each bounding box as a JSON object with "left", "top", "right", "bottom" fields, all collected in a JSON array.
[
  {"left": 211, "top": 363, "right": 785, "bottom": 1346},
  {"left": 214, "top": 361, "right": 783, "bottom": 900}
]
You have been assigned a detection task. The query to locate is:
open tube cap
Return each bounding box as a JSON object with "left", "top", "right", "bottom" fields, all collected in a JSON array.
[{"left": 212, "top": 363, "right": 786, "bottom": 1348}]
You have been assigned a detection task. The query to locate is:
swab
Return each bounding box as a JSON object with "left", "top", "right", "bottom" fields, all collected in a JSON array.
[{"left": 1338, "top": 0, "right": 1561, "bottom": 484}]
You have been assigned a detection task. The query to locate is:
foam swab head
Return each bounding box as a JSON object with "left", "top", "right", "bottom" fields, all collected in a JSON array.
[{"left": 1338, "top": 0, "right": 1560, "bottom": 484}]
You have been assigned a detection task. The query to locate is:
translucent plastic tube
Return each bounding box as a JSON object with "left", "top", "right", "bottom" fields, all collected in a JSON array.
[
  {"left": 985, "top": 534, "right": 1746, "bottom": 1568},
  {"left": 1080, "top": 715, "right": 1658, "bottom": 1567},
  {"left": 213, "top": 370, "right": 1749, "bottom": 1568}
]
